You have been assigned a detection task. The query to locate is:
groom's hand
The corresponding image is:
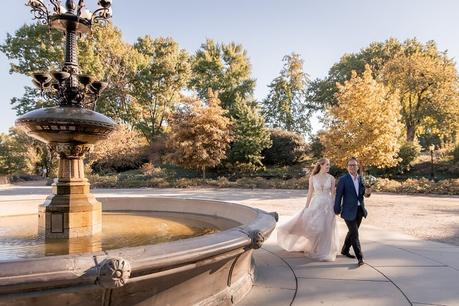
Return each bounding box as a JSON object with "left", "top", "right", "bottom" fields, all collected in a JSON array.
[{"left": 364, "top": 187, "right": 372, "bottom": 197}]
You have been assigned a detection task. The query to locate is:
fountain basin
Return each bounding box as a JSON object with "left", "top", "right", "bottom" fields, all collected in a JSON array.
[
  {"left": 0, "top": 197, "right": 277, "bottom": 306},
  {"left": 15, "top": 107, "right": 116, "bottom": 145}
]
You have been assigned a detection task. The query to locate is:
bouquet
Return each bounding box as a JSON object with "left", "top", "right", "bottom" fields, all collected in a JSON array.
[{"left": 362, "top": 174, "right": 378, "bottom": 188}]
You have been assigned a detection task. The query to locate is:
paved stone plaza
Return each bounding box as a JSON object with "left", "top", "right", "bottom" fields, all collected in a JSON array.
[{"left": 1, "top": 185, "right": 458, "bottom": 305}]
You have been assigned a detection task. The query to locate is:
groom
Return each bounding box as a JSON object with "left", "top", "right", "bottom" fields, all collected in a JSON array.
[{"left": 334, "top": 157, "right": 371, "bottom": 266}]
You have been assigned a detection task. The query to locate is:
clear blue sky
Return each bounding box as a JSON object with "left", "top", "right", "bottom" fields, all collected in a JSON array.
[{"left": 1, "top": 0, "right": 459, "bottom": 133}]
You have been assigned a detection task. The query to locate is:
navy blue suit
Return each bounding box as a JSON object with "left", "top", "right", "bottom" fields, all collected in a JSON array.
[
  {"left": 334, "top": 173, "right": 368, "bottom": 220},
  {"left": 334, "top": 173, "right": 368, "bottom": 260}
]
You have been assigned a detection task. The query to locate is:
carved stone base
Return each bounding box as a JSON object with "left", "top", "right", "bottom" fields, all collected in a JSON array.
[{"left": 38, "top": 180, "right": 102, "bottom": 239}]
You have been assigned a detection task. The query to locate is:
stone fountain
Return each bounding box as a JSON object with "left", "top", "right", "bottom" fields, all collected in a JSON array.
[
  {"left": 16, "top": 0, "right": 115, "bottom": 238},
  {"left": 0, "top": 1, "right": 278, "bottom": 305}
]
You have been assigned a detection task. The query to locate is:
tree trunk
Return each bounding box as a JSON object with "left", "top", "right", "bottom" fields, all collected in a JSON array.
[
  {"left": 202, "top": 166, "right": 206, "bottom": 179},
  {"left": 406, "top": 124, "right": 416, "bottom": 142}
]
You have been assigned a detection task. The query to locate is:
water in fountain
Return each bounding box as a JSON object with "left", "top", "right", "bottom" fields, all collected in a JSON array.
[{"left": 0, "top": 211, "right": 220, "bottom": 261}]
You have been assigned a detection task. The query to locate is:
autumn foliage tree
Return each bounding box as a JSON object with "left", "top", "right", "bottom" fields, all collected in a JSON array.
[
  {"left": 166, "top": 90, "right": 233, "bottom": 178},
  {"left": 308, "top": 38, "right": 459, "bottom": 145},
  {"left": 322, "top": 66, "right": 403, "bottom": 169},
  {"left": 380, "top": 51, "right": 459, "bottom": 142}
]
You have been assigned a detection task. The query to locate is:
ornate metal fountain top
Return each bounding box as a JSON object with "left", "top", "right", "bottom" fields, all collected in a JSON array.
[
  {"left": 26, "top": 0, "right": 112, "bottom": 109},
  {"left": 28, "top": 0, "right": 112, "bottom": 28}
]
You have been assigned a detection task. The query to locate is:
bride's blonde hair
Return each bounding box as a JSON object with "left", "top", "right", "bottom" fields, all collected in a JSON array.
[{"left": 311, "top": 158, "right": 329, "bottom": 175}]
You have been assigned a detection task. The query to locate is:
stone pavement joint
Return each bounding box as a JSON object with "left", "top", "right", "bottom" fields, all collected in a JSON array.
[{"left": 365, "top": 262, "right": 413, "bottom": 305}]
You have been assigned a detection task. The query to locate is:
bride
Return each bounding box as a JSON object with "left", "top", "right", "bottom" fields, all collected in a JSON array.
[{"left": 277, "top": 158, "right": 340, "bottom": 261}]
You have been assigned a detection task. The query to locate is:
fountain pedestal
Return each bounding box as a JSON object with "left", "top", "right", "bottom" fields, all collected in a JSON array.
[{"left": 38, "top": 143, "right": 102, "bottom": 238}]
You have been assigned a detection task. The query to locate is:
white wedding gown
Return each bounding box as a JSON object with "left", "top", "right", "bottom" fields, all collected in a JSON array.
[{"left": 277, "top": 175, "right": 340, "bottom": 261}]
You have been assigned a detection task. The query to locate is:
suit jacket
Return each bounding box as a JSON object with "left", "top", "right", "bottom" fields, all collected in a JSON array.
[{"left": 334, "top": 173, "right": 368, "bottom": 221}]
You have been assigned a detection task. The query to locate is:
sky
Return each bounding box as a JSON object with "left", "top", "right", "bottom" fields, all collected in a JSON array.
[{"left": 1, "top": 0, "right": 459, "bottom": 133}]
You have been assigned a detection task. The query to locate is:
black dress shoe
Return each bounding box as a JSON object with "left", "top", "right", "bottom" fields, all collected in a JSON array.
[
  {"left": 357, "top": 259, "right": 365, "bottom": 266},
  {"left": 341, "top": 251, "right": 356, "bottom": 259}
]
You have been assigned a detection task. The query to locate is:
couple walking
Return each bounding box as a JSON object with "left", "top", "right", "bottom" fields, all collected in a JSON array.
[{"left": 277, "top": 157, "right": 371, "bottom": 266}]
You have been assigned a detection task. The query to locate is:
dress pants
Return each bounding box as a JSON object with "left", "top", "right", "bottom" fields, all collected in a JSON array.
[{"left": 342, "top": 206, "right": 364, "bottom": 260}]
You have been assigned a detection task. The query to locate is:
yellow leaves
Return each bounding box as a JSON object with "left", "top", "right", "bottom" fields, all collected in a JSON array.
[
  {"left": 380, "top": 51, "right": 459, "bottom": 140},
  {"left": 322, "top": 65, "right": 403, "bottom": 168}
]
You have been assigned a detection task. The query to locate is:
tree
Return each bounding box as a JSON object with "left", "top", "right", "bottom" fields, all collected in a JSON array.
[
  {"left": 227, "top": 98, "right": 271, "bottom": 171},
  {"left": 79, "top": 25, "right": 146, "bottom": 123},
  {"left": 307, "top": 38, "right": 417, "bottom": 109},
  {"left": 262, "top": 129, "right": 307, "bottom": 166},
  {"left": 307, "top": 38, "right": 459, "bottom": 143},
  {"left": 189, "top": 39, "right": 271, "bottom": 169},
  {"left": 0, "top": 128, "right": 52, "bottom": 175},
  {"left": 0, "top": 24, "right": 63, "bottom": 115},
  {"left": 189, "top": 39, "right": 255, "bottom": 110},
  {"left": 166, "top": 90, "right": 233, "bottom": 178},
  {"left": 132, "top": 36, "right": 191, "bottom": 142},
  {"left": 309, "top": 133, "right": 325, "bottom": 159},
  {"left": 262, "top": 53, "right": 312, "bottom": 135},
  {"left": 321, "top": 66, "right": 403, "bottom": 169},
  {"left": 380, "top": 51, "right": 459, "bottom": 142}
]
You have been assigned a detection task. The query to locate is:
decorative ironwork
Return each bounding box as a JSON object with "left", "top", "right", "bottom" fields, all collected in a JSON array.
[
  {"left": 25, "top": 0, "right": 112, "bottom": 110},
  {"left": 27, "top": 0, "right": 50, "bottom": 24}
]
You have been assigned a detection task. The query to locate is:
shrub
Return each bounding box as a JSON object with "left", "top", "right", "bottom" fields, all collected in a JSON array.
[
  {"left": 262, "top": 129, "right": 307, "bottom": 166},
  {"left": 205, "top": 176, "right": 234, "bottom": 188},
  {"left": 88, "top": 124, "right": 149, "bottom": 174},
  {"left": 140, "top": 163, "right": 165, "bottom": 177},
  {"left": 397, "top": 141, "right": 421, "bottom": 172},
  {"left": 375, "top": 177, "right": 459, "bottom": 195},
  {"left": 88, "top": 174, "right": 118, "bottom": 188}
]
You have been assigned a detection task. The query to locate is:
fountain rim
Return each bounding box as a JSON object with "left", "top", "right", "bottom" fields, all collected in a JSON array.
[{"left": 0, "top": 197, "right": 277, "bottom": 294}]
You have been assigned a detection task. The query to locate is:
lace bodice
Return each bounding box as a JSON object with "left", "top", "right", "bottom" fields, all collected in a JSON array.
[{"left": 312, "top": 175, "right": 333, "bottom": 196}]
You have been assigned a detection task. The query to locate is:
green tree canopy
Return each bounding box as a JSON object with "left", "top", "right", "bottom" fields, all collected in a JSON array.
[
  {"left": 132, "top": 36, "right": 191, "bottom": 142},
  {"left": 189, "top": 39, "right": 255, "bottom": 110},
  {"left": 262, "top": 53, "right": 312, "bottom": 135},
  {"left": 226, "top": 97, "right": 271, "bottom": 172}
]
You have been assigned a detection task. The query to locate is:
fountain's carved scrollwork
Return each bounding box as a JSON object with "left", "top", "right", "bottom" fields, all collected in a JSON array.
[
  {"left": 249, "top": 230, "right": 265, "bottom": 249},
  {"left": 97, "top": 257, "right": 132, "bottom": 289},
  {"left": 49, "top": 143, "right": 93, "bottom": 159}
]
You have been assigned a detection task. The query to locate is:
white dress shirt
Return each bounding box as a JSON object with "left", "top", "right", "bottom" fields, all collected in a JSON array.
[{"left": 351, "top": 174, "right": 361, "bottom": 206}]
